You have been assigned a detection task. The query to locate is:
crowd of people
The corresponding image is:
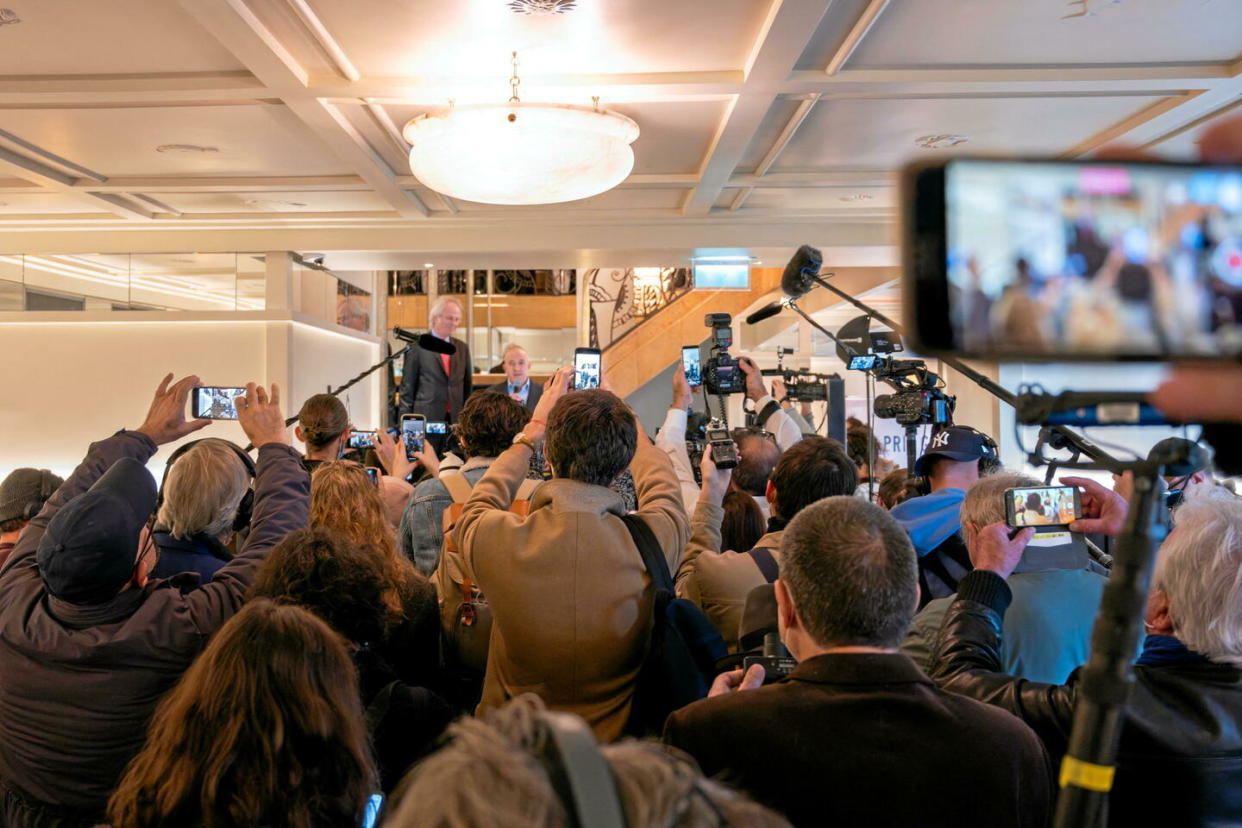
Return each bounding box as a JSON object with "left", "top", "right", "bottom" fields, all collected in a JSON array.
[{"left": 1, "top": 346, "right": 1241, "bottom": 828}]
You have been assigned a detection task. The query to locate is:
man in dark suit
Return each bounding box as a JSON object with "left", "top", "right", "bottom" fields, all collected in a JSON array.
[
  {"left": 664, "top": 495, "right": 1051, "bottom": 828},
  {"left": 400, "top": 297, "right": 472, "bottom": 423},
  {"left": 485, "top": 343, "right": 543, "bottom": 414}
]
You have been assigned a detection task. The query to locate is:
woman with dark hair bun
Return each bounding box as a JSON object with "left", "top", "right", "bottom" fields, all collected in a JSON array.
[{"left": 108, "top": 599, "right": 378, "bottom": 828}]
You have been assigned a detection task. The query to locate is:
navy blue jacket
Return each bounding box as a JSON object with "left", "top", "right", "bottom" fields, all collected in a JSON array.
[{"left": 151, "top": 531, "right": 231, "bottom": 584}]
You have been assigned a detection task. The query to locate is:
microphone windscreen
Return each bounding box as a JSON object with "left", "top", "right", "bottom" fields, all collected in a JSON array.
[
  {"left": 418, "top": 333, "right": 457, "bottom": 355},
  {"left": 782, "top": 245, "right": 822, "bottom": 298},
  {"left": 745, "top": 302, "right": 785, "bottom": 325}
]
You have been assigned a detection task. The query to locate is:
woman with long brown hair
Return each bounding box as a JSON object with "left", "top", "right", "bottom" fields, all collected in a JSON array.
[
  {"left": 108, "top": 599, "right": 377, "bottom": 828},
  {"left": 307, "top": 460, "right": 441, "bottom": 688}
]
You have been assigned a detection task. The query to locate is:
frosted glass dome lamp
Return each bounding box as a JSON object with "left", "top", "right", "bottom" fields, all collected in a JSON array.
[{"left": 403, "top": 54, "right": 639, "bottom": 206}]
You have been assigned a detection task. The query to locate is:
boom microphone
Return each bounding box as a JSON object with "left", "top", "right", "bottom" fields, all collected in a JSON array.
[
  {"left": 782, "top": 244, "right": 822, "bottom": 299},
  {"left": 745, "top": 301, "right": 786, "bottom": 325},
  {"left": 393, "top": 327, "right": 457, "bottom": 354}
]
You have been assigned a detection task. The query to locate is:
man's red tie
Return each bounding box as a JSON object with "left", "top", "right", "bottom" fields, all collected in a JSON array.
[{"left": 440, "top": 352, "right": 452, "bottom": 414}]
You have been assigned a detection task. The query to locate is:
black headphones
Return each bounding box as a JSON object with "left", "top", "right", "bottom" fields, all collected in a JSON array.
[
  {"left": 156, "top": 439, "right": 257, "bottom": 534},
  {"left": 21, "top": 470, "right": 63, "bottom": 521},
  {"left": 911, "top": 426, "right": 1001, "bottom": 497}
]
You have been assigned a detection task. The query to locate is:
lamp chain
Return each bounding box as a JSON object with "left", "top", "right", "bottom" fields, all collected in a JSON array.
[{"left": 509, "top": 51, "right": 521, "bottom": 103}]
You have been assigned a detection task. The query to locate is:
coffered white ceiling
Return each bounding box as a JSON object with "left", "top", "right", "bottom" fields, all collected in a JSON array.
[{"left": 0, "top": 0, "right": 1238, "bottom": 262}]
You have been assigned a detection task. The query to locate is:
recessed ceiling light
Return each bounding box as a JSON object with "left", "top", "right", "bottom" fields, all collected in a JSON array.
[
  {"left": 155, "top": 144, "right": 220, "bottom": 154},
  {"left": 0, "top": 9, "right": 20, "bottom": 26},
  {"left": 914, "top": 134, "right": 969, "bottom": 150},
  {"left": 509, "top": 0, "right": 577, "bottom": 14},
  {"left": 838, "top": 193, "right": 875, "bottom": 202},
  {"left": 423, "top": 263, "right": 435, "bottom": 268}
]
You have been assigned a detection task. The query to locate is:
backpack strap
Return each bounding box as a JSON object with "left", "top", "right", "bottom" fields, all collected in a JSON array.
[
  {"left": 745, "top": 547, "right": 780, "bottom": 584},
  {"left": 620, "top": 514, "right": 672, "bottom": 594},
  {"left": 440, "top": 471, "right": 473, "bottom": 504}
]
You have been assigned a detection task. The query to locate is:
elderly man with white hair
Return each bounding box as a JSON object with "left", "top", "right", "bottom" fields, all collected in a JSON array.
[
  {"left": 400, "top": 296, "right": 473, "bottom": 423},
  {"left": 486, "top": 343, "right": 543, "bottom": 414},
  {"left": 929, "top": 477, "right": 1242, "bottom": 827}
]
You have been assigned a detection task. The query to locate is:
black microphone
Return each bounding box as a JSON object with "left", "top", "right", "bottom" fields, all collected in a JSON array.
[
  {"left": 782, "top": 244, "right": 822, "bottom": 298},
  {"left": 745, "top": 301, "right": 785, "bottom": 325},
  {"left": 394, "top": 328, "right": 457, "bottom": 355}
]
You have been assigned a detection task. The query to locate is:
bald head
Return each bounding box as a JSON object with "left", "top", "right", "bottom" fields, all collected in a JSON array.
[{"left": 733, "top": 434, "right": 781, "bottom": 497}]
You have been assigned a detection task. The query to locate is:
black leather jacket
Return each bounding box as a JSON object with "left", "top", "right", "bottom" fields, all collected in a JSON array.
[{"left": 929, "top": 570, "right": 1242, "bottom": 828}]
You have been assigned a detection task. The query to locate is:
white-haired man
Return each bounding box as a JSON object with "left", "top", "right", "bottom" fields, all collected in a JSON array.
[
  {"left": 486, "top": 343, "right": 542, "bottom": 414},
  {"left": 929, "top": 478, "right": 1242, "bottom": 826},
  {"left": 400, "top": 296, "right": 473, "bottom": 423}
]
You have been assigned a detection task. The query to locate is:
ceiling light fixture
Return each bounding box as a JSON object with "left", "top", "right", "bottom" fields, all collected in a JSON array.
[
  {"left": 838, "top": 193, "right": 874, "bottom": 202},
  {"left": 403, "top": 52, "right": 638, "bottom": 206},
  {"left": 244, "top": 198, "right": 308, "bottom": 211},
  {"left": 0, "top": 9, "right": 19, "bottom": 26},
  {"left": 914, "top": 134, "right": 969, "bottom": 150},
  {"left": 423, "top": 263, "right": 435, "bottom": 268},
  {"left": 509, "top": 0, "right": 577, "bottom": 14},
  {"left": 156, "top": 144, "right": 220, "bottom": 154}
]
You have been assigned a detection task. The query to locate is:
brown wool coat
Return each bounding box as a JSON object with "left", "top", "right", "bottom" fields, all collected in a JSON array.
[{"left": 452, "top": 440, "right": 689, "bottom": 742}]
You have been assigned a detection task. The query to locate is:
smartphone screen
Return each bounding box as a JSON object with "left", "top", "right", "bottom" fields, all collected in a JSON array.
[
  {"left": 347, "top": 431, "right": 377, "bottom": 450},
  {"left": 401, "top": 415, "right": 426, "bottom": 460},
  {"left": 191, "top": 387, "right": 246, "bottom": 420},
  {"left": 1006, "top": 485, "right": 1081, "bottom": 528},
  {"left": 365, "top": 466, "right": 381, "bottom": 487},
  {"left": 908, "top": 158, "right": 1242, "bottom": 360},
  {"left": 681, "top": 346, "right": 702, "bottom": 387},
  {"left": 574, "top": 348, "right": 602, "bottom": 390},
  {"left": 426, "top": 421, "right": 448, "bottom": 435}
]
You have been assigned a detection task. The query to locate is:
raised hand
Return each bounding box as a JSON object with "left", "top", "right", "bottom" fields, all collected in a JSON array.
[
  {"left": 374, "top": 429, "right": 415, "bottom": 480},
  {"left": 965, "top": 521, "right": 1034, "bottom": 580},
  {"left": 236, "top": 383, "right": 288, "bottom": 448},
  {"left": 1062, "top": 476, "right": 1128, "bottom": 538},
  {"left": 137, "top": 374, "right": 211, "bottom": 445}
]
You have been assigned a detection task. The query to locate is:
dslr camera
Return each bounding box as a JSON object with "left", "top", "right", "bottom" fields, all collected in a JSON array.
[{"left": 703, "top": 313, "right": 747, "bottom": 395}]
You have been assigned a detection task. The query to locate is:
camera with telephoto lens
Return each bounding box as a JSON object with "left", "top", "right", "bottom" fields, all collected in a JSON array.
[
  {"left": 705, "top": 420, "right": 738, "bottom": 470},
  {"left": 703, "top": 313, "right": 747, "bottom": 395},
  {"left": 743, "top": 633, "right": 797, "bottom": 684},
  {"left": 783, "top": 372, "right": 831, "bottom": 402},
  {"left": 870, "top": 357, "right": 956, "bottom": 426}
]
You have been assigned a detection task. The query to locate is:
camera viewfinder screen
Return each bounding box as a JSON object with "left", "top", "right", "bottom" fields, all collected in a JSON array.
[
  {"left": 426, "top": 421, "right": 448, "bottom": 435},
  {"left": 945, "top": 159, "right": 1242, "bottom": 358},
  {"left": 192, "top": 387, "right": 246, "bottom": 420},
  {"left": 574, "top": 351, "right": 601, "bottom": 390},
  {"left": 849, "top": 355, "right": 878, "bottom": 371},
  {"left": 1009, "top": 485, "right": 1079, "bottom": 527}
]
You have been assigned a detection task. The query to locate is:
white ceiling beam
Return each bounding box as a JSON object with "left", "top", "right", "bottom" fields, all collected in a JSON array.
[
  {"left": 728, "top": 94, "right": 820, "bottom": 211},
  {"left": 285, "top": 0, "right": 360, "bottom": 82},
  {"left": 823, "top": 0, "right": 890, "bottom": 75},
  {"left": 0, "top": 145, "right": 152, "bottom": 219},
  {"left": 681, "top": 0, "right": 835, "bottom": 217},
  {"left": 73, "top": 175, "right": 371, "bottom": 193},
  {"left": 178, "top": 0, "right": 428, "bottom": 218}
]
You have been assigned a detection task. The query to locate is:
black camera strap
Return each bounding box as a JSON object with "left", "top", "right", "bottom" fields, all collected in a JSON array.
[{"left": 755, "top": 400, "right": 782, "bottom": 431}]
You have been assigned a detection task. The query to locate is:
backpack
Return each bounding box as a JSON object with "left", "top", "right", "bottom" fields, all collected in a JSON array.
[
  {"left": 621, "top": 513, "right": 727, "bottom": 737},
  {"left": 434, "top": 471, "right": 541, "bottom": 674}
]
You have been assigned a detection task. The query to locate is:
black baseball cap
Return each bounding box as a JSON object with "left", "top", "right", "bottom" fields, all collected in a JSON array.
[
  {"left": 914, "top": 426, "right": 998, "bottom": 478},
  {"left": 1148, "top": 437, "right": 1210, "bottom": 479},
  {"left": 36, "top": 458, "right": 157, "bottom": 605}
]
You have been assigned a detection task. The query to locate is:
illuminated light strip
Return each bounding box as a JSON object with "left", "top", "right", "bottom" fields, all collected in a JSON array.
[{"left": 4, "top": 255, "right": 243, "bottom": 309}]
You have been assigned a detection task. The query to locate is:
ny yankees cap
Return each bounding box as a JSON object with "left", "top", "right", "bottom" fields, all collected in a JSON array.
[{"left": 915, "top": 426, "right": 997, "bottom": 478}]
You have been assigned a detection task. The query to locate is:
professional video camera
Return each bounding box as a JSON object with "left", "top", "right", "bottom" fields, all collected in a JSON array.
[
  {"left": 702, "top": 313, "right": 747, "bottom": 395},
  {"left": 866, "top": 359, "right": 956, "bottom": 426},
  {"left": 759, "top": 347, "right": 835, "bottom": 402}
]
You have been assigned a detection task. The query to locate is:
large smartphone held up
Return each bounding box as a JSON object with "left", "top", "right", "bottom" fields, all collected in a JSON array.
[
  {"left": 401, "top": 414, "right": 426, "bottom": 460},
  {"left": 574, "top": 347, "right": 602, "bottom": 390},
  {"left": 191, "top": 387, "right": 246, "bottom": 420},
  {"left": 903, "top": 157, "right": 1242, "bottom": 361},
  {"left": 347, "top": 430, "right": 377, "bottom": 450},
  {"left": 681, "top": 345, "right": 702, "bottom": 387},
  {"left": 1005, "top": 485, "right": 1082, "bottom": 528}
]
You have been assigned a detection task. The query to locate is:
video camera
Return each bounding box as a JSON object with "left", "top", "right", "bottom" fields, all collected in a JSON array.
[
  {"left": 854, "top": 357, "right": 956, "bottom": 427},
  {"left": 759, "top": 347, "right": 835, "bottom": 402},
  {"left": 702, "top": 313, "right": 747, "bottom": 395}
]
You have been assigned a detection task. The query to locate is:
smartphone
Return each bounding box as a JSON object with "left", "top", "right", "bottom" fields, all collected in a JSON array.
[
  {"left": 365, "top": 466, "right": 381, "bottom": 487},
  {"left": 401, "top": 414, "right": 426, "bottom": 460},
  {"left": 191, "top": 386, "right": 246, "bottom": 420},
  {"left": 426, "top": 421, "right": 448, "bottom": 435},
  {"left": 574, "top": 347, "right": 602, "bottom": 390},
  {"left": 681, "top": 345, "right": 702, "bottom": 387},
  {"left": 903, "top": 157, "right": 1242, "bottom": 361},
  {"left": 1005, "top": 485, "right": 1082, "bottom": 528},
  {"left": 347, "top": 430, "right": 378, "bottom": 450}
]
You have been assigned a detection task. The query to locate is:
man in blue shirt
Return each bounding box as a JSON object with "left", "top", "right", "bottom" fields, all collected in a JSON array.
[{"left": 486, "top": 344, "right": 543, "bottom": 414}]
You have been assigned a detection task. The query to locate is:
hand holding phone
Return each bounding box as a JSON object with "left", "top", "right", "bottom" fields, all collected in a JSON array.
[
  {"left": 192, "top": 386, "right": 247, "bottom": 420},
  {"left": 401, "top": 414, "right": 427, "bottom": 460},
  {"left": 681, "top": 346, "right": 702, "bottom": 388},
  {"left": 1005, "top": 485, "right": 1082, "bottom": 528}
]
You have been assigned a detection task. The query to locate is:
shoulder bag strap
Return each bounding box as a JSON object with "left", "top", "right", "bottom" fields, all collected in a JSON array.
[
  {"left": 620, "top": 513, "right": 673, "bottom": 594},
  {"left": 745, "top": 547, "right": 780, "bottom": 584}
]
